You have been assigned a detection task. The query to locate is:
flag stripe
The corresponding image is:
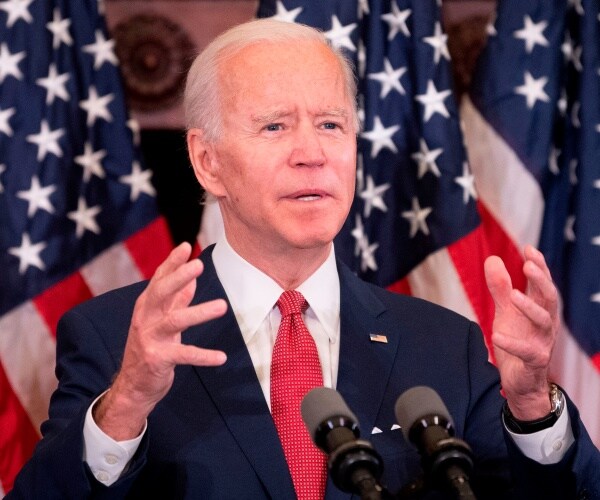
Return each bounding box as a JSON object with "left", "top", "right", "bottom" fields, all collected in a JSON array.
[
  {"left": 0, "top": 362, "right": 38, "bottom": 494},
  {"left": 81, "top": 243, "right": 142, "bottom": 296},
  {"left": 0, "top": 302, "right": 57, "bottom": 431},
  {"left": 461, "top": 97, "right": 543, "bottom": 247},
  {"left": 33, "top": 272, "right": 93, "bottom": 338},
  {"left": 125, "top": 217, "right": 173, "bottom": 279}
]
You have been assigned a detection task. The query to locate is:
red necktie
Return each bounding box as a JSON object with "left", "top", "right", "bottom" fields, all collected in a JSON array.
[{"left": 270, "top": 290, "right": 327, "bottom": 499}]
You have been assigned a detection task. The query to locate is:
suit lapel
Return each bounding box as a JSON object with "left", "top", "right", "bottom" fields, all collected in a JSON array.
[
  {"left": 185, "top": 247, "right": 295, "bottom": 499},
  {"left": 325, "top": 261, "right": 402, "bottom": 499}
]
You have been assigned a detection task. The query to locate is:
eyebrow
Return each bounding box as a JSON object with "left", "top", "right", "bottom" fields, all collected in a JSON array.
[{"left": 251, "top": 107, "right": 350, "bottom": 124}]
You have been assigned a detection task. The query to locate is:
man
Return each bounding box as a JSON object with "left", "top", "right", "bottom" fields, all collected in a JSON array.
[{"left": 9, "top": 19, "right": 600, "bottom": 500}]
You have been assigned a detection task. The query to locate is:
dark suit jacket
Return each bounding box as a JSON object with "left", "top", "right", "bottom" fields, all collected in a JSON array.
[{"left": 9, "top": 247, "right": 600, "bottom": 499}]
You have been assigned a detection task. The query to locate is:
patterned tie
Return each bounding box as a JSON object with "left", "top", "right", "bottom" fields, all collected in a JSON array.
[{"left": 270, "top": 290, "right": 327, "bottom": 499}]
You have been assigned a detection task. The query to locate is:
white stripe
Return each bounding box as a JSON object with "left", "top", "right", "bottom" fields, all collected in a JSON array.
[
  {"left": 0, "top": 302, "right": 57, "bottom": 434},
  {"left": 80, "top": 243, "right": 143, "bottom": 296},
  {"left": 197, "top": 202, "right": 224, "bottom": 250},
  {"left": 407, "top": 247, "right": 478, "bottom": 322},
  {"left": 461, "top": 96, "right": 544, "bottom": 248},
  {"left": 550, "top": 324, "right": 600, "bottom": 448}
]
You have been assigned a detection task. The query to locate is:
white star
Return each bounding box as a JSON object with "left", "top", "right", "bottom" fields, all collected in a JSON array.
[
  {"left": 272, "top": 1, "right": 302, "bottom": 23},
  {"left": 568, "top": 0, "right": 584, "bottom": 15},
  {"left": 454, "top": 162, "right": 478, "bottom": 204},
  {"left": 26, "top": 120, "right": 65, "bottom": 161},
  {"left": 596, "top": 123, "right": 600, "bottom": 133},
  {"left": 16, "top": 175, "right": 57, "bottom": 218},
  {"left": 357, "top": 38, "right": 366, "bottom": 78},
  {"left": 0, "top": 106, "right": 15, "bottom": 136},
  {"left": 557, "top": 88, "right": 568, "bottom": 116},
  {"left": 368, "top": 58, "right": 407, "bottom": 98},
  {"left": 79, "top": 86, "right": 114, "bottom": 126},
  {"left": 381, "top": 1, "right": 411, "bottom": 40},
  {"left": 423, "top": 22, "right": 450, "bottom": 64},
  {"left": 564, "top": 215, "right": 575, "bottom": 242},
  {"left": 36, "top": 63, "right": 70, "bottom": 105},
  {"left": 594, "top": 179, "right": 600, "bottom": 189},
  {"left": 513, "top": 15, "right": 549, "bottom": 53},
  {"left": 8, "top": 233, "right": 47, "bottom": 274},
  {"left": 0, "top": 43, "right": 25, "bottom": 83},
  {"left": 67, "top": 197, "right": 102, "bottom": 238},
  {"left": 486, "top": 13, "right": 498, "bottom": 36},
  {"left": 358, "top": 0, "right": 369, "bottom": 17},
  {"left": 119, "top": 161, "right": 156, "bottom": 201},
  {"left": 548, "top": 147, "right": 561, "bottom": 174},
  {"left": 591, "top": 293, "right": 600, "bottom": 304},
  {"left": 402, "top": 197, "right": 432, "bottom": 238},
  {"left": 415, "top": 80, "right": 452, "bottom": 122},
  {"left": 591, "top": 234, "right": 600, "bottom": 246},
  {"left": 360, "top": 240, "right": 379, "bottom": 272},
  {"left": 0, "top": 164, "right": 5, "bottom": 193},
  {"left": 411, "top": 138, "right": 443, "bottom": 178},
  {"left": 571, "top": 101, "right": 581, "bottom": 128},
  {"left": 46, "top": 7, "right": 73, "bottom": 49},
  {"left": 325, "top": 15, "right": 357, "bottom": 52},
  {"left": 82, "top": 29, "right": 118, "bottom": 69},
  {"left": 75, "top": 142, "right": 106, "bottom": 182},
  {"left": 514, "top": 71, "right": 550, "bottom": 109},
  {"left": 569, "top": 159, "right": 578, "bottom": 185},
  {"left": 351, "top": 213, "right": 366, "bottom": 257},
  {"left": 561, "top": 32, "right": 582, "bottom": 71},
  {"left": 359, "top": 175, "right": 390, "bottom": 217},
  {"left": 361, "top": 116, "right": 400, "bottom": 158},
  {"left": 127, "top": 118, "right": 141, "bottom": 146},
  {"left": 0, "top": 0, "right": 34, "bottom": 28}
]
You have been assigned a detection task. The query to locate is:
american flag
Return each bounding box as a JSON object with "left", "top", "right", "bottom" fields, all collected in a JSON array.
[
  {"left": 0, "top": 0, "right": 172, "bottom": 493},
  {"left": 462, "top": 0, "right": 600, "bottom": 446}
]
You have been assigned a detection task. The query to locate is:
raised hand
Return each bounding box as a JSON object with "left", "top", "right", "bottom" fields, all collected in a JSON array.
[
  {"left": 484, "top": 245, "right": 560, "bottom": 420},
  {"left": 94, "top": 242, "right": 228, "bottom": 440}
]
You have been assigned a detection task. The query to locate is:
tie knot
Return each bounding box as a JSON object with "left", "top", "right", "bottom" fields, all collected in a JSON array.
[{"left": 277, "top": 290, "right": 308, "bottom": 317}]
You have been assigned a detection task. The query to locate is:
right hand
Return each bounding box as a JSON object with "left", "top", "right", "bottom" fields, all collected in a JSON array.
[{"left": 94, "top": 242, "right": 228, "bottom": 440}]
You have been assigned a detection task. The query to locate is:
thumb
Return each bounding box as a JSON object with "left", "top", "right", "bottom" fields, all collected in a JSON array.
[{"left": 484, "top": 255, "right": 513, "bottom": 313}]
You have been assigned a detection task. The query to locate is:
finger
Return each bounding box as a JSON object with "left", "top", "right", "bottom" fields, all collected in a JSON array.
[
  {"left": 148, "top": 258, "right": 204, "bottom": 307},
  {"left": 484, "top": 255, "right": 513, "bottom": 311},
  {"left": 523, "top": 245, "right": 552, "bottom": 281},
  {"left": 157, "top": 298, "right": 228, "bottom": 335},
  {"left": 153, "top": 242, "right": 193, "bottom": 280},
  {"left": 522, "top": 259, "right": 559, "bottom": 314},
  {"left": 165, "top": 343, "right": 227, "bottom": 367},
  {"left": 510, "top": 289, "right": 555, "bottom": 332}
]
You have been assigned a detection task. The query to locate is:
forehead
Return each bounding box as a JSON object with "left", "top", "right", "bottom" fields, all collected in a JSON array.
[{"left": 218, "top": 40, "right": 350, "bottom": 111}]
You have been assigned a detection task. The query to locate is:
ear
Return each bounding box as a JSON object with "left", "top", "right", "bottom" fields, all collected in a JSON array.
[{"left": 187, "top": 128, "right": 226, "bottom": 197}]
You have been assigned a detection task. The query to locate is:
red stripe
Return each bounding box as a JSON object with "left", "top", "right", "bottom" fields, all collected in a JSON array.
[
  {"left": 125, "top": 217, "right": 173, "bottom": 279},
  {"left": 386, "top": 276, "right": 412, "bottom": 296},
  {"left": 0, "top": 362, "right": 39, "bottom": 494},
  {"left": 33, "top": 272, "right": 93, "bottom": 337},
  {"left": 592, "top": 353, "right": 600, "bottom": 372},
  {"left": 448, "top": 202, "right": 527, "bottom": 358}
]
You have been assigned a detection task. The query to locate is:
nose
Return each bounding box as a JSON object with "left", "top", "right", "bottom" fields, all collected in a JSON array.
[{"left": 289, "top": 123, "right": 326, "bottom": 168}]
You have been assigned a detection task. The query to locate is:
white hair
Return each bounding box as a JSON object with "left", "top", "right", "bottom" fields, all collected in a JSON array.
[{"left": 183, "top": 18, "right": 359, "bottom": 142}]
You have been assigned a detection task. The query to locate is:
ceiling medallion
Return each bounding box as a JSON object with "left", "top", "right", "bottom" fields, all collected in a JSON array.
[{"left": 112, "top": 14, "right": 195, "bottom": 111}]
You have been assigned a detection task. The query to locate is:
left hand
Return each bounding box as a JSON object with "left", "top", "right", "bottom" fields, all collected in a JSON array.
[{"left": 484, "top": 245, "right": 560, "bottom": 420}]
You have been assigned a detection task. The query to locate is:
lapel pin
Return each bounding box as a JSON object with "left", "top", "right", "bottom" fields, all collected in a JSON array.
[{"left": 369, "top": 333, "right": 388, "bottom": 343}]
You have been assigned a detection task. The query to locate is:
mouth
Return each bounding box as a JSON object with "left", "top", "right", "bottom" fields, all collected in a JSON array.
[{"left": 288, "top": 189, "right": 328, "bottom": 202}]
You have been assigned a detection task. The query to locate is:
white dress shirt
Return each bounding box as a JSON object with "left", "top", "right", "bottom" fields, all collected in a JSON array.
[{"left": 82, "top": 236, "right": 572, "bottom": 486}]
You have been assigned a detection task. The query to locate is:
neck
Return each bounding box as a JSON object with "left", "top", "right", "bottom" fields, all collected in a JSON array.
[{"left": 224, "top": 234, "right": 332, "bottom": 290}]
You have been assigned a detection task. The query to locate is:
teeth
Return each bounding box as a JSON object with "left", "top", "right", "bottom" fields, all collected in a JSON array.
[{"left": 297, "top": 195, "right": 321, "bottom": 201}]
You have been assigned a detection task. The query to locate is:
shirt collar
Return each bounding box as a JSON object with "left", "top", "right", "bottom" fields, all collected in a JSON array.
[{"left": 212, "top": 236, "right": 340, "bottom": 344}]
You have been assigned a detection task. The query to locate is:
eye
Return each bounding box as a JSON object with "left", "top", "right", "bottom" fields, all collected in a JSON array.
[
  {"left": 322, "top": 122, "right": 339, "bottom": 130},
  {"left": 264, "top": 123, "right": 282, "bottom": 132}
]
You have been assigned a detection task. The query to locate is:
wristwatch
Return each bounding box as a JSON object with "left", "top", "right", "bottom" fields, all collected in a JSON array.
[{"left": 502, "top": 383, "right": 565, "bottom": 434}]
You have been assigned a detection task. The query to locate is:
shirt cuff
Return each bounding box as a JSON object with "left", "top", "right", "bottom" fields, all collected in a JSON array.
[
  {"left": 504, "top": 401, "right": 574, "bottom": 464},
  {"left": 83, "top": 391, "right": 146, "bottom": 486}
]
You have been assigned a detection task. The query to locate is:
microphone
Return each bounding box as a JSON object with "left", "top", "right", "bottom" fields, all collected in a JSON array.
[
  {"left": 301, "top": 387, "right": 388, "bottom": 500},
  {"left": 395, "top": 386, "right": 476, "bottom": 500}
]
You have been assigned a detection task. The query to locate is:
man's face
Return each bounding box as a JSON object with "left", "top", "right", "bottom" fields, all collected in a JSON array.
[{"left": 205, "top": 40, "right": 357, "bottom": 258}]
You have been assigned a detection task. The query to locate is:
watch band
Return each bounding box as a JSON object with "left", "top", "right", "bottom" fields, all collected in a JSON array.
[{"left": 503, "top": 383, "right": 565, "bottom": 434}]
